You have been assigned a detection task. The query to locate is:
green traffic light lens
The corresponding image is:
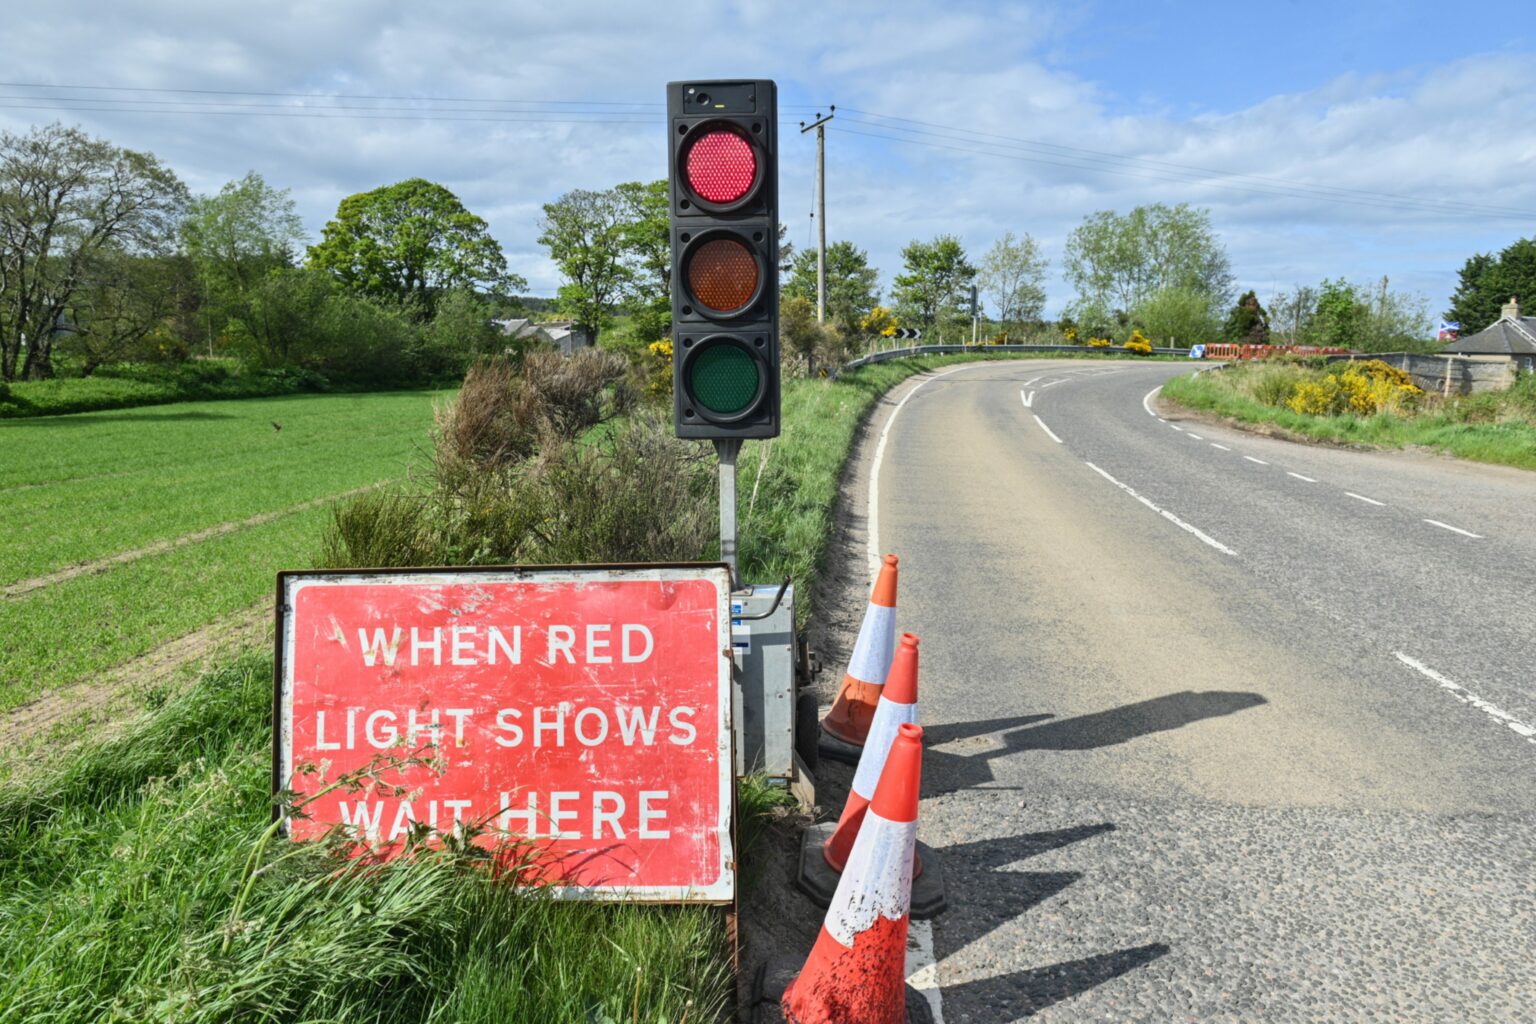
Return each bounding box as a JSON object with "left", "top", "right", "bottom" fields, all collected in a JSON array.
[{"left": 688, "top": 342, "right": 761, "bottom": 416}]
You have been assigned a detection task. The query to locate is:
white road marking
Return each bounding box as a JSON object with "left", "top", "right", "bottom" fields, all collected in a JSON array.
[
  {"left": 1169, "top": 424, "right": 1184, "bottom": 432},
  {"left": 906, "top": 920, "right": 945, "bottom": 1021},
  {"left": 1020, "top": 389, "right": 1035, "bottom": 408},
  {"left": 1084, "top": 462, "right": 1237, "bottom": 556},
  {"left": 1287, "top": 472, "right": 1318, "bottom": 482},
  {"left": 1142, "top": 385, "right": 1163, "bottom": 417},
  {"left": 1345, "top": 492, "right": 1386, "bottom": 506},
  {"left": 1041, "top": 378, "right": 1067, "bottom": 387},
  {"left": 1187, "top": 433, "right": 1204, "bottom": 440},
  {"left": 1394, "top": 652, "right": 1536, "bottom": 745},
  {"left": 1244, "top": 456, "right": 1269, "bottom": 465},
  {"left": 1423, "top": 519, "right": 1483, "bottom": 539},
  {"left": 1033, "top": 414, "right": 1064, "bottom": 444},
  {"left": 868, "top": 363, "right": 976, "bottom": 577},
  {"left": 1210, "top": 443, "right": 1232, "bottom": 451},
  {"left": 1021, "top": 376, "right": 1043, "bottom": 387}
]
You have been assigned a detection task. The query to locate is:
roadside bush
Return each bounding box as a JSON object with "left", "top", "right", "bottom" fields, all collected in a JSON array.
[
  {"left": 1124, "top": 329, "right": 1153, "bottom": 355},
  {"left": 1250, "top": 365, "right": 1302, "bottom": 408},
  {"left": 1087, "top": 337, "right": 1112, "bottom": 348},
  {"left": 1284, "top": 361, "right": 1421, "bottom": 417}
]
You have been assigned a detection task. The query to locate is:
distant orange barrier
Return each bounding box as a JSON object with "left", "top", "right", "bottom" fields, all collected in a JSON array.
[{"left": 1201, "top": 344, "right": 1353, "bottom": 360}]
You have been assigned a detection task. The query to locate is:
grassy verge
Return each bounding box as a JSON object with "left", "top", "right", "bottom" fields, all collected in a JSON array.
[
  {"left": 0, "top": 361, "right": 336, "bottom": 418},
  {"left": 1163, "top": 364, "right": 1536, "bottom": 471},
  {"left": 0, "top": 652, "right": 731, "bottom": 1023}
]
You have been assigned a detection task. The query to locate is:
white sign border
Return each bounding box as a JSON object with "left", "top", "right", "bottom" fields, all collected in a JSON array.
[{"left": 276, "top": 564, "right": 736, "bottom": 904}]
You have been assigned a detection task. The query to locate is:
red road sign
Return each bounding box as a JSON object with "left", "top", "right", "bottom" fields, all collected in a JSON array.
[{"left": 275, "top": 565, "right": 734, "bottom": 902}]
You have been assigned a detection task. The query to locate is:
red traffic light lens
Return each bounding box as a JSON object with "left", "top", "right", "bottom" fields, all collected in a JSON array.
[
  {"left": 685, "top": 128, "right": 757, "bottom": 205},
  {"left": 687, "top": 237, "right": 760, "bottom": 313}
]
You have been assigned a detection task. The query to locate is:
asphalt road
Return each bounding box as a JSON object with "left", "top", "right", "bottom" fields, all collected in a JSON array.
[{"left": 874, "top": 359, "right": 1536, "bottom": 1022}]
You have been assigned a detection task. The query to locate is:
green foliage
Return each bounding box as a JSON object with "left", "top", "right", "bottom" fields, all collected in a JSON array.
[
  {"left": 1063, "top": 203, "right": 1232, "bottom": 314},
  {"left": 539, "top": 187, "right": 636, "bottom": 342},
  {"left": 307, "top": 178, "right": 518, "bottom": 314},
  {"left": 182, "top": 171, "right": 305, "bottom": 296},
  {"left": 779, "top": 293, "right": 840, "bottom": 376},
  {"left": 978, "top": 230, "right": 1048, "bottom": 327},
  {"left": 782, "top": 240, "right": 881, "bottom": 338},
  {"left": 0, "top": 359, "right": 326, "bottom": 418},
  {"left": 1134, "top": 285, "right": 1221, "bottom": 347},
  {"left": 1446, "top": 237, "right": 1536, "bottom": 333},
  {"left": 1, "top": 123, "right": 190, "bottom": 381},
  {"left": 1163, "top": 366, "right": 1536, "bottom": 470},
  {"left": 891, "top": 234, "right": 976, "bottom": 338},
  {"left": 1222, "top": 290, "right": 1270, "bottom": 343}
]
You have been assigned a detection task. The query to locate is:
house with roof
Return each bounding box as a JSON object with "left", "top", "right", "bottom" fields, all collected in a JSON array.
[
  {"left": 1441, "top": 298, "right": 1536, "bottom": 372},
  {"left": 490, "top": 318, "right": 595, "bottom": 356}
]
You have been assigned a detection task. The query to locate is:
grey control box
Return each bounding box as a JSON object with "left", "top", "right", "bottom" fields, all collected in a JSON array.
[{"left": 730, "top": 583, "right": 796, "bottom": 780}]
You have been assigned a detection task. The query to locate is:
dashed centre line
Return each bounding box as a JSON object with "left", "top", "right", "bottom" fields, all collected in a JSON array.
[
  {"left": 1186, "top": 433, "right": 1204, "bottom": 440},
  {"left": 1084, "top": 461, "right": 1237, "bottom": 556},
  {"left": 1424, "top": 519, "right": 1483, "bottom": 539},
  {"left": 1345, "top": 492, "right": 1386, "bottom": 506},
  {"left": 1033, "top": 414, "right": 1064, "bottom": 444},
  {"left": 1243, "top": 456, "right": 1269, "bottom": 465},
  {"left": 1169, "top": 424, "right": 1184, "bottom": 432},
  {"left": 1394, "top": 652, "right": 1535, "bottom": 746},
  {"left": 1210, "top": 443, "right": 1232, "bottom": 451},
  {"left": 1287, "top": 472, "right": 1318, "bottom": 482}
]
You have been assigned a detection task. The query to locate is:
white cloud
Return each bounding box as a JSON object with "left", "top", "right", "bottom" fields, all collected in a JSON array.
[{"left": 1, "top": 1, "right": 1531, "bottom": 321}]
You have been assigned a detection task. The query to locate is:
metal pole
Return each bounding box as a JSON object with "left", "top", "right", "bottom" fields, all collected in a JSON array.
[
  {"left": 714, "top": 438, "right": 742, "bottom": 589},
  {"left": 799, "top": 109, "right": 835, "bottom": 325}
]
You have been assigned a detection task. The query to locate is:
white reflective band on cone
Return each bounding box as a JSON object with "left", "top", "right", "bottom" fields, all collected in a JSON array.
[
  {"left": 846, "top": 603, "right": 897, "bottom": 684},
  {"left": 825, "top": 808, "right": 917, "bottom": 948},
  {"left": 850, "top": 699, "right": 920, "bottom": 800}
]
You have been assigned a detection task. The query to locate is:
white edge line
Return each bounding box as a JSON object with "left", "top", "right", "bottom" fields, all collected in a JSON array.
[
  {"left": 1423, "top": 519, "right": 1483, "bottom": 539},
  {"left": 1084, "top": 461, "right": 1237, "bottom": 556},
  {"left": 1287, "top": 472, "right": 1318, "bottom": 482},
  {"left": 1344, "top": 492, "right": 1386, "bottom": 506},
  {"left": 1033, "top": 414, "right": 1063, "bottom": 444},
  {"left": 1394, "top": 652, "right": 1536, "bottom": 743},
  {"left": 1243, "top": 456, "right": 1269, "bottom": 465},
  {"left": 907, "top": 919, "right": 944, "bottom": 1021},
  {"left": 1142, "top": 384, "right": 1163, "bottom": 417},
  {"left": 868, "top": 363, "right": 975, "bottom": 576},
  {"left": 1210, "top": 443, "right": 1231, "bottom": 451}
]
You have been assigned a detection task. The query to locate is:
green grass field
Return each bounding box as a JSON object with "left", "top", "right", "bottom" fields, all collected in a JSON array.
[{"left": 0, "top": 390, "right": 450, "bottom": 707}]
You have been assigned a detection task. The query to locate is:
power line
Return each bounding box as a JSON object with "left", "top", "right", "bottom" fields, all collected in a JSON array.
[
  {"left": 838, "top": 108, "right": 1536, "bottom": 219},
  {"left": 828, "top": 123, "right": 1536, "bottom": 221}
]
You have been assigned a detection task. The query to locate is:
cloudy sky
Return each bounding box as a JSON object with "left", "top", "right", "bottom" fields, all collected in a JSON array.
[{"left": 3, "top": 0, "right": 1533, "bottom": 321}]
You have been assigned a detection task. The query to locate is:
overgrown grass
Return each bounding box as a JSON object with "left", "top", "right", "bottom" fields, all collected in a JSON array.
[
  {"left": 0, "top": 652, "right": 732, "bottom": 1023},
  {"left": 0, "top": 360, "right": 334, "bottom": 418},
  {"left": 1163, "top": 364, "right": 1536, "bottom": 470}
]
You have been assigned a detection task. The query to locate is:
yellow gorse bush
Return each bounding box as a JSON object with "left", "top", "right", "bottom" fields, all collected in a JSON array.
[
  {"left": 1124, "top": 329, "right": 1153, "bottom": 355},
  {"left": 1087, "top": 337, "right": 1112, "bottom": 348},
  {"left": 644, "top": 338, "right": 673, "bottom": 396},
  {"left": 1284, "top": 359, "right": 1422, "bottom": 417}
]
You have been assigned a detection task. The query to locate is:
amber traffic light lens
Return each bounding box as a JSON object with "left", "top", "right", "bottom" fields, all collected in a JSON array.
[
  {"left": 685, "top": 128, "right": 757, "bottom": 205},
  {"left": 687, "top": 237, "right": 759, "bottom": 313}
]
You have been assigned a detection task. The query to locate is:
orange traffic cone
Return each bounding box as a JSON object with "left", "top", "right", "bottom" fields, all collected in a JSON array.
[
  {"left": 823, "top": 633, "right": 919, "bottom": 872},
  {"left": 782, "top": 723, "right": 924, "bottom": 1023},
  {"left": 821, "top": 554, "right": 898, "bottom": 747}
]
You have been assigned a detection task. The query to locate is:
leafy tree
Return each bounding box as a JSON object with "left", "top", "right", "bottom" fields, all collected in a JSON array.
[
  {"left": 1309, "top": 279, "right": 1367, "bottom": 350},
  {"left": 782, "top": 240, "right": 880, "bottom": 338},
  {"left": 1135, "top": 285, "right": 1221, "bottom": 347},
  {"left": 538, "top": 188, "right": 633, "bottom": 343},
  {"left": 1063, "top": 203, "right": 1232, "bottom": 314},
  {"left": 307, "top": 178, "right": 516, "bottom": 315},
  {"left": 978, "top": 231, "right": 1047, "bottom": 328},
  {"left": 0, "top": 123, "right": 188, "bottom": 380},
  {"left": 1222, "top": 290, "right": 1269, "bottom": 344},
  {"left": 1446, "top": 237, "right": 1536, "bottom": 333},
  {"left": 1269, "top": 285, "right": 1317, "bottom": 345},
  {"left": 613, "top": 180, "right": 671, "bottom": 348},
  {"left": 61, "top": 253, "right": 195, "bottom": 373},
  {"left": 891, "top": 234, "right": 976, "bottom": 339}
]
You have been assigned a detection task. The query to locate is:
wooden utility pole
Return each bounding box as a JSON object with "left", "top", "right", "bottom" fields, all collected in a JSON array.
[{"left": 799, "top": 108, "right": 835, "bottom": 322}]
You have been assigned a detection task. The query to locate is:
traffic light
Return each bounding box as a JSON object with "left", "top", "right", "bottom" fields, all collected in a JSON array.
[{"left": 667, "top": 79, "right": 779, "bottom": 440}]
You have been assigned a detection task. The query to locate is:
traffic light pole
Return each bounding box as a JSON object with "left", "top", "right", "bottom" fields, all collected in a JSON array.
[{"left": 714, "top": 438, "right": 742, "bottom": 588}]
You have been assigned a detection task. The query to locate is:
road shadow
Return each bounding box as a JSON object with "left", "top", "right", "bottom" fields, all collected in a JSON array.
[
  {"left": 923, "top": 691, "right": 1265, "bottom": 796},
  {"left": 923, "top": 714, "right": 1054, "bottom": 747},
  {"left": 938, "top": 943, "right": 1172, "bottom": 1020}
]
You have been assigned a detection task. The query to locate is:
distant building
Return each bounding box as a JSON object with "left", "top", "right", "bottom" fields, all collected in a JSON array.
[
  {"left": 1441, "top": 297, "right": 1536, "bottom": 371},
  {"left": 491, "top": 318, "right": 595, "bottom": 356}
]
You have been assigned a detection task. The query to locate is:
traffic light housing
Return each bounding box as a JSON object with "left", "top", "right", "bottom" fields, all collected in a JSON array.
[{"left": 668, "top": 79, "right": 779, "bottom": 440}]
